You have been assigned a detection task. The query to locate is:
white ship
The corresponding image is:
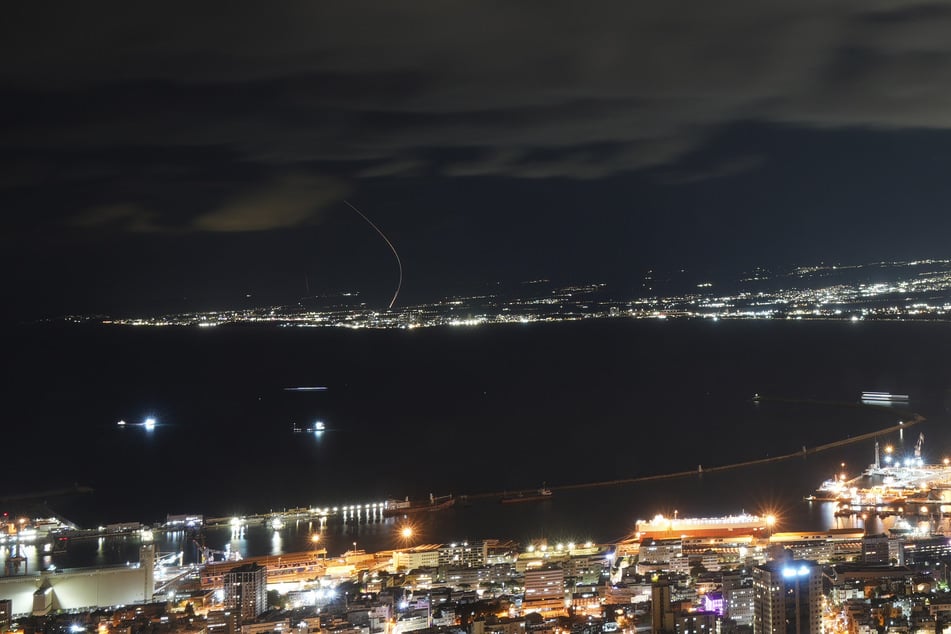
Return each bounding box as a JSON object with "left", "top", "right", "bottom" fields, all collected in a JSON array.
[
  {"left": 861, "top": 391, "right": 910, "bottom": 404},
  {"left": 634, "top": 513, "right": 770, "bottom": 539}
]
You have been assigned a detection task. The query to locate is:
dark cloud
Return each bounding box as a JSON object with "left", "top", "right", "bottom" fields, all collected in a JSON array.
[
  {"left": 6, "top": 1, "right": 951, "bottom": 223},
  {"left": 69, "top": 203, "right": 159, "bottom": 232},
  {"left": 654, "top": 155, "right": 766, "bottom": 185},
  {"left": 357, "top": 159, "right": 426, "bottom": 179},
  {"left": 192, "top": 173, "right": 347, "bottom": 232}
]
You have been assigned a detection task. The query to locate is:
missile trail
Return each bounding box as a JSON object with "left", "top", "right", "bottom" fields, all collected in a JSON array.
[{"left": 344, "top": 200, "right": 403, "bottom": 310}]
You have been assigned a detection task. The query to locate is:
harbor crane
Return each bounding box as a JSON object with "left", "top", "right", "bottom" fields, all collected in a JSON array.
[
  {"left": 192, "top": 538, "right": 242, "bottom": 564},
  {"left": 156, "top": 551, "right": 183, "bottom": 567},
  {"left": 915, "top": 432, "right": 925, "bottom": 459}
]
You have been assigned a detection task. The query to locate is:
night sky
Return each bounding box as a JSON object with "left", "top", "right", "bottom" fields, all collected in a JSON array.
[{"left": 4, "top": 2, "right": 951, "bottom": 319}]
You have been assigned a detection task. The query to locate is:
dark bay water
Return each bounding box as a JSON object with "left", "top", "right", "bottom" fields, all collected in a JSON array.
[{"left": 3, "top": 318, "right": 951, "bottom": 567}]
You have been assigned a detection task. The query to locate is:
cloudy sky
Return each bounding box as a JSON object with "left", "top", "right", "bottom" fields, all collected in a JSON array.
[{"left": 4, "top": 1, "right": 951, "bottom": 317}]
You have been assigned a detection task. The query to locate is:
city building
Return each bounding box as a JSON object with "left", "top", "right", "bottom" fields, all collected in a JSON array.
[
  {"left": 483, "top": 539, "right": 521, "bottom": 565},
  {"left": 393, "top": 544, "right": 441, "bottom": 571},
  {"left": 521, "top": 565, "right": 566, "bottom": 615},
  {"left": 438, "top": 541, "right": 485, "bottom": 567},
  {"left": 861, "top": 534, "right": 890, "bottom": 564},
  {"left": 752, "top": 559, "right": 822, "bottom": 634},
  {"left": 721, "top": 572, "right": 755, "bottom": 630},
  {"left": 767, "top": 529, "right": 863, "bottom": 564},
  {"left": 564, "top": 551, "right": 610, "bottom": 585},
  {"left": 724, "top": 584, "right": 755, "bottom": 629},
  {"left": 222, "top": 563, "right": 267, "bottom": 622},
  {"left": 637, "top": 538, "right": 683, "bottom": 574},
  {"left": 676, "top": 610, "right": 718, "bottom": 634},
  {"left": 903, "top": 535, "right": 951, "bottom": 565},
  {"left": 0, "top": 599, "right": 11, "bottom": 630},
  {"left": 206, "top": 609, "right": 240, "bottom": 634},
  {"left": 651, "top": 580, "right": 675, "bottom": 634}
]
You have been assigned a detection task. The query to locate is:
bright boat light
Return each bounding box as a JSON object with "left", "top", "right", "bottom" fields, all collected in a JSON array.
[{"left": 144, "top": 417, "right": 156, "bottom": 431}]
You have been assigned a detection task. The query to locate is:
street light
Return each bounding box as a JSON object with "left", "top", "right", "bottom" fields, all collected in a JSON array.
[{"left": 395, "top": 525, "right": 415, "bottom": 572}]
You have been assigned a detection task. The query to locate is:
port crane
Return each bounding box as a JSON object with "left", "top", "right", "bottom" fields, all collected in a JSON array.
[
  {"left": 915, "top": 432, "right": 925, "bottom": 459},
  {"left": 156, "top": 551, "right": 183, "bottom": 567},
  {"left": 192, "top": 538, "right": 242, "bottom": 564}
]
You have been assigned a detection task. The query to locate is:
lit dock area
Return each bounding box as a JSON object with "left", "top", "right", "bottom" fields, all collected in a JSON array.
[{"left": 203, "top": 500, "right": 406, "bottom": 529}]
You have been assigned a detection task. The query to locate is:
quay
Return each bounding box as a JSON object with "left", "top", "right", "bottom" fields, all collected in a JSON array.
[{"left": 834, "top": 498, "right": 951, "bottom": 518}]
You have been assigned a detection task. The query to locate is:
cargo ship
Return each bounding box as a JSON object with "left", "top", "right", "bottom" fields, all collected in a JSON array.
[
  {"left": 634, "top": 513, "right": 771, "bottom": 539},
  {"left": 500, "top": 486, "right": 553, "bottom": 504},
  {"left": 382, "top": 494, "right": 455, "bottom": 517}
]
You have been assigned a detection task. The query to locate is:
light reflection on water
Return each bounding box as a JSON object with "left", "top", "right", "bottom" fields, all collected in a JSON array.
[
  {"left": 0, "top": 497, "right": 861, "bottom": 572},
  {"left": 3, "top": 495, "right": 947, "bottom": 573},
  {"left": 7, "top": 443, "right": 951, "bottom": 571}
]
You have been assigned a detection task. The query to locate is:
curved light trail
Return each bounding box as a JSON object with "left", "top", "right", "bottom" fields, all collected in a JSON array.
[{"left": 344, "top": 200, "right": 403, "bottom": 310}]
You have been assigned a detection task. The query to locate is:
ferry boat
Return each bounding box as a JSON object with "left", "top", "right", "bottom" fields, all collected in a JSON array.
[
  {"left": 634, "top": 513, "right": 770, "bottom": 539},
  {"left": 861, "top": 391, "right": 910, "bottom": 404},
  {"left": 807, "top": 475, "right": 852, "bottom": 501}
]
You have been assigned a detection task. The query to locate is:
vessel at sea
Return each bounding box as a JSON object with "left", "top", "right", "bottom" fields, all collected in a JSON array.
[
  {"left": 634, "top": 513, "right": 771, "bottom": 539},
  {"left": 292, "top": 421, "right": 326, "bottom": 433},
  {"left": 861, "top": 391, "right": 910, "bottom": 404},
  {"left": 382, "top": 494, "right": 455, "bottom": 517},
  {"left": 500, "top": 486, "right": 553, "bottom": 504}
]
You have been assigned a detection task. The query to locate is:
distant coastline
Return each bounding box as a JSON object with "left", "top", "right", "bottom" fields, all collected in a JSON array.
[{"left": 39, "top": 258, "right": 951, "bottom": 329}]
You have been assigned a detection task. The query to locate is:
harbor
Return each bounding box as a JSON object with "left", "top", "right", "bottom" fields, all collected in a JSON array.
[
  {"left": 811, "top": 435, "right": 951, "bottom": 534},
  {"left": 0, "top": 401, "right": 938, "bottom": 582}
]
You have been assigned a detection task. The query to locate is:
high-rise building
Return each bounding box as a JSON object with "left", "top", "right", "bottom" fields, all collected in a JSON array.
[
  {"left": 651, "top": 581, "right": 675, "bottom": 634},
  {"left": 752, "top": 559, "right": 822, "bottom": 634},
  {"left": 724, "top": 584, "right": 755, "bottom": 628},
  {"left": 223, "top": 563, "right": 267, "bottom": 622}
]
